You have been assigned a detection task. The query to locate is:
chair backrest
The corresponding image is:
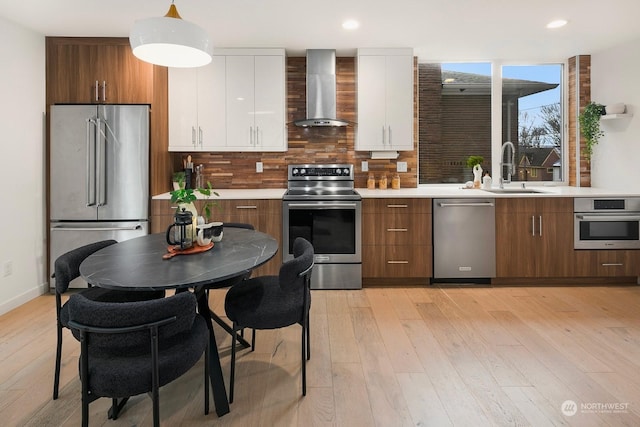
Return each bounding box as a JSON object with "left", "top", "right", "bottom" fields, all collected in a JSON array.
[
  {"left": 67, "top": 291, "right": 196, "bottom": 354},
  {"left": 279, "top": 237, "right": 314, "bottom": 292},
  {"left": 54, "top": 239, "right": 117, "bottom": 294}
]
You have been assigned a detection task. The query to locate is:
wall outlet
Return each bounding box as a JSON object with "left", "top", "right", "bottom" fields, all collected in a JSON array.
[
  {"left": 256, "top": 162, "right": 263, "bottom": 173},
  {"left": 361, "top": 161, "right": 368, "bottom": 172},
  {"left": 397, "top": 161, "right": 408, "bottom": 173},
  {"left": 3, "top": 260, "right": 12, "bottom": 277}
]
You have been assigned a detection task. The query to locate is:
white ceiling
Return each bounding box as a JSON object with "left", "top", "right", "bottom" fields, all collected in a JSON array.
[{"left": 2, "top": 0, "right": 639, "bottom": 61}]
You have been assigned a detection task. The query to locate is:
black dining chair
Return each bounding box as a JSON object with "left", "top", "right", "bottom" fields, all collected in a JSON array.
[
  {"left": 67, "top": 291, "right": 209, "bottom": 427},
  {"left": 52, "top": 240, "right": 165, "bottom": 400},
  {"left": 206, "top": 223, "right": 255, "bottom": 331},
  {"left": 224, "top": 237, "right": 314, "bottom": 403}
]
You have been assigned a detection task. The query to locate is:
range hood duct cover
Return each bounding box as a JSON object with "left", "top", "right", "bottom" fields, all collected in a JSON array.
[{"left": 294, "top": 49, "right": 350, "bottom": 127}]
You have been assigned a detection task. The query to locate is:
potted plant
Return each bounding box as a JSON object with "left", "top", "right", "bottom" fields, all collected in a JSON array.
[
  {"left": 169, "top": 177, "right": 219, "bottom": 237},
  {"left": 172, "top": 171, "right": 185, "bottom": 190},
  {"left": 466, "top": 155, "right": 484, "bottom": 188},
  {"left": 579, "top": 101, "right": 606, "bottom": 160}
]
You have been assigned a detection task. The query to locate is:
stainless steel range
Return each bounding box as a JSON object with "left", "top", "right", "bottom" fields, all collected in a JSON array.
[{"left": 283, "top": 164, "right": 362, "bottom": 289}]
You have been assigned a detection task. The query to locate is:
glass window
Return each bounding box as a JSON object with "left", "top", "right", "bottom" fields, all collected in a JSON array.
[
  {"left": 418, "top": 62, "right": 492, "bottom": 184},
  {"left": 501, "top": 64, "right": 563, "bottom": 183},
  {"left": 418, "top": 62, "right": 564, "bottom": 185}
]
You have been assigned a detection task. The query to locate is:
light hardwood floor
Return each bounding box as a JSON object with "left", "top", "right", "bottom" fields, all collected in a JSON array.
[{"left": 2, "top": 285, "right": 640, "bottom": 426}]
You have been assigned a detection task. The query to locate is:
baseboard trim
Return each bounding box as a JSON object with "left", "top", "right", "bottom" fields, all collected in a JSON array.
[{"left": 0, "top": 283, "right": 49, "bottom": 316}]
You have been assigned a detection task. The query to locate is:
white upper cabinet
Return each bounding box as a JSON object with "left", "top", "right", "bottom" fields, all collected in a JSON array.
[
  {"left": 169, "top": 48, "right": 286, "bottom": 152},
  {"left": 168, "top": 57, "right": 226, "bottom": 152},
  {"left": 224, "top": 52, "right": 287, "bottom": 151},
  {"left": 356, "top": 48, "right": 414, "bottom": 151}
]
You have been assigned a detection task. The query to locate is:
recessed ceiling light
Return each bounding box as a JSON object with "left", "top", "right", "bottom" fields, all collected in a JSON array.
[
  {"left": 547, "top": 19, "right": 568, "bottom": 29},
  {"left": 342, "top": 19, "right": 360, "bottom": 30}
]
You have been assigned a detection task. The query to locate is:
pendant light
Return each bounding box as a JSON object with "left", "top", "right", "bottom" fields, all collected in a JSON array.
[{"left": 129, "top": 1, "right": 212, "bottom": 68}]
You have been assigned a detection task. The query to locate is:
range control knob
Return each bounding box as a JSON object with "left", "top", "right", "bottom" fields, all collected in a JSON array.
[
  {"left": 335, "top": 168, "right": 342, "bottom": 175},
  {"left": 343, "top": 168, "right": 350, "bottom": 175},
  {"left": 300, "top": 168, "right": 306, "bottom": 175},
  {"left": 292, "top": 168, "right": 299, "bottom": 176}
]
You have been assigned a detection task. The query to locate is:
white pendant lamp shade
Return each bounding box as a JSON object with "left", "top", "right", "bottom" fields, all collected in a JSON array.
[{"left": 130, "top": 3, "right": 212, "bottom": 68}]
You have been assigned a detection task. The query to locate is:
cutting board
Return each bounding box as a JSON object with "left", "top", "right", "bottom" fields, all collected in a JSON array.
[{"left": 163, "top": 242, "right": 214, "bottom": 259}]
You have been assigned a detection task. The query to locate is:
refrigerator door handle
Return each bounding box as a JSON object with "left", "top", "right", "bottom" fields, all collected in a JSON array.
[
  {"left": 86, "top": 118, "right": 96, "bottom": 206},
  {"left": 52, "top": 224, "right": 144, "bottom": 232},
  {"left": 96, "top": 117, "right": 107, "bottom": 207}
]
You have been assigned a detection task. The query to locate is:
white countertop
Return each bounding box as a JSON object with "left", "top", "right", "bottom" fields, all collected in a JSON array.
[
  {"left": 153, "top": 185, "right": 639, "bottom": 200},
  {"left": 357, "top": 184, "right": 640, "bottom": 198},
  {"left": 152, "top": 188, "right": 286, "bottom": 200}
]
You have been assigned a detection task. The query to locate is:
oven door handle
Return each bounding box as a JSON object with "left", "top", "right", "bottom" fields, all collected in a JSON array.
[
  {"left": 575, "top": 214, "right": 640, "bottom": 221},
  {"left": 287, "top": 203, "right": 358, "bottom": 209}
]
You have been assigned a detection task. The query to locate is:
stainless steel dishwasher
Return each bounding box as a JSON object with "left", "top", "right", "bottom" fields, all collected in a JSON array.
[{"left": 433, "top": 198, "right": 496, "bottom": 281}]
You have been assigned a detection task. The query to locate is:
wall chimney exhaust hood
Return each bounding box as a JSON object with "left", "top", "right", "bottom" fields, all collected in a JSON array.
[{"left": 293, "top": 49, "right": 350, "bottom": 127}]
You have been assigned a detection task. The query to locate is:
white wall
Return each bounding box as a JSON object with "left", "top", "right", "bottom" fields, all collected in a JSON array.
[
  {"left": 0, "top": 16, "right": 46, "bottom": 315},
  {"left": 591, "top": 37, "right": 640, "bottom": 190}
]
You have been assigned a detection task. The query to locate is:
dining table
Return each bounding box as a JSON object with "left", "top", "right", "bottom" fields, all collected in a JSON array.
[{"left": 79, "top": 227, "right": 279, "bottom": 417}]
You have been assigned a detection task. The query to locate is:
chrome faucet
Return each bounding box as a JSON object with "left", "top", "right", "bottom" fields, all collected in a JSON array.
[{"left": 500, "top": 141, "right": 515, "bottom": 188}]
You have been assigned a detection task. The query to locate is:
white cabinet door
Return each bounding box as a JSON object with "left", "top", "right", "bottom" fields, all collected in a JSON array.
[
  {"left": 385, "top": 55, "right": 414, "bottom": 150},
  {"left": 356, "top": 55, "right": 387, "bottom": 151},
  {"left": 169, "top": 67, "right": 199, "bottom": 151},
  {"left": 254, "top": 55, "right": 286, "bottom": 150},
  {"left": 356, "top": 50, "right": 413, "bottom": 152},
  {"left": 199, "top": 56, "right": 226, "bottom": 150},
  {"left": 225, "top": 56, "right": 256, "bottom": 150},
  {"left": 168, "top": 59, "right": 226, "bottom": 151},
  {"left": 225, "top": 54, "right": 286, "bottom": 151}
]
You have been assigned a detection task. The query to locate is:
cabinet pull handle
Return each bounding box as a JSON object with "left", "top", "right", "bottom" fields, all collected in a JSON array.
[
  {"left": 538, "top": 215, "right": 542, "bottom": 237},
  {"left": 381, "top": 126, "right": 386, "bottom": 145},
  {"left": 191, "top": 126, "right": 196, "bottom": 146},
  {"left": 199, "top": 126, "right": 203, "bottom": 147},
  {"left": 531, "top": 215, "right": 535, "bottom": 237},
  {"left": 387, "top": 260, "right": 409, "bottom": 264},
  {"left": 102, "top": 81, "right": 106, "bottom": 102},
  {"left": 387, "top": 204, "right": 408, "bottom": 208},
  {"left": 602, "top": 263, "right": 623, "bottom": 266},
  {"left": 387, "top": 228, "right": 408, "bottom": 232},
  {"left": 235, "top": 205, "right": 257, "bottom": 210},
  {"left": 388, "top": 125, "right": 392, "bottom": 146},
  {"left": 249, "top": 126, "right": 254, "bottom": 145},
  {"left": 255, "top": 126, "right": 260, "bottom": 145},
  {"left": 95, "top": 80, "right": 99, "bottom": 102}
]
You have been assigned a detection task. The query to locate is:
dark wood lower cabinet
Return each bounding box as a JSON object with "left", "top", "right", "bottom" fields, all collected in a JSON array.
[
  {"left": 362, "top": 198, "right": 432, "bottom": 283},
  {"left": 495, "top": 198, "right": 575, "bottom": 278},
  {"left": 573, "top": 249, "right": 640, "bottom": 277}
]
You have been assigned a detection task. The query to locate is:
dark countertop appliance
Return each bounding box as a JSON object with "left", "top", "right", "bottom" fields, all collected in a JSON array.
[{"left": 283, "top": 164, "right": 362, "bottom": 289}]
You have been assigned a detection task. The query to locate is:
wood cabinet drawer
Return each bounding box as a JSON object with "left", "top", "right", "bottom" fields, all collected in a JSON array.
[
  {"left": 362, "top": 213, "right": 429, "bottom": 245},
  {"left": 363, "top": 245, "right": 431, "bottom": 277},
  {"left": 574, "top": 250, "right": 640, "bottom": 277},
  {"left": 363, "top": 198, "right": 431, "bottom": 214}
]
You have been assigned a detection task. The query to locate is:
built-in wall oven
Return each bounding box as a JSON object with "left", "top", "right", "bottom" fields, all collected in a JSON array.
[
  {"left": 283, "top": 164, "right": 362, "bottom": 289},
  {"left": 574, "top": 198, "right": 640, "bottom": 249}
]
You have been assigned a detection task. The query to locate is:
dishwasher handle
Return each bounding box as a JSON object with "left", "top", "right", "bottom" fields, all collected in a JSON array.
[{"left": 438, "top": 202, "right": 495, "bottom": 208}]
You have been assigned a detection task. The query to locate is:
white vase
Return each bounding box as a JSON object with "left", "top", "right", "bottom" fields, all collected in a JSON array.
[{"left": 472, "top": 165, "right": 483, "bottom": 188}]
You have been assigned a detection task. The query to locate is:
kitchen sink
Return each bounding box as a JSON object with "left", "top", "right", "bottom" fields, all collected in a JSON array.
[{"left": 482, "top": 188, "right": 547, "bottom": 194}]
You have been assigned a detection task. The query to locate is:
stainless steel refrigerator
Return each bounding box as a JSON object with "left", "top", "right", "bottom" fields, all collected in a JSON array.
[{"left": 49, "top": 105, "right": 149, "bottom": 288}]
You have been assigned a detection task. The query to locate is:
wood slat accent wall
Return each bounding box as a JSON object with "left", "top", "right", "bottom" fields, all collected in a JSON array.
[
  {"left": 169, "top": 56, "right": 419, "bottom": 190},
  {"left": 568, "top": 55, "right": 591, "bottom": 187}
]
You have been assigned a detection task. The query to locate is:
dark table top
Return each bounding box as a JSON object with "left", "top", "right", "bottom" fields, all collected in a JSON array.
[{"left": 80, "top": 228, "right": 279, "bottom": 291}]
